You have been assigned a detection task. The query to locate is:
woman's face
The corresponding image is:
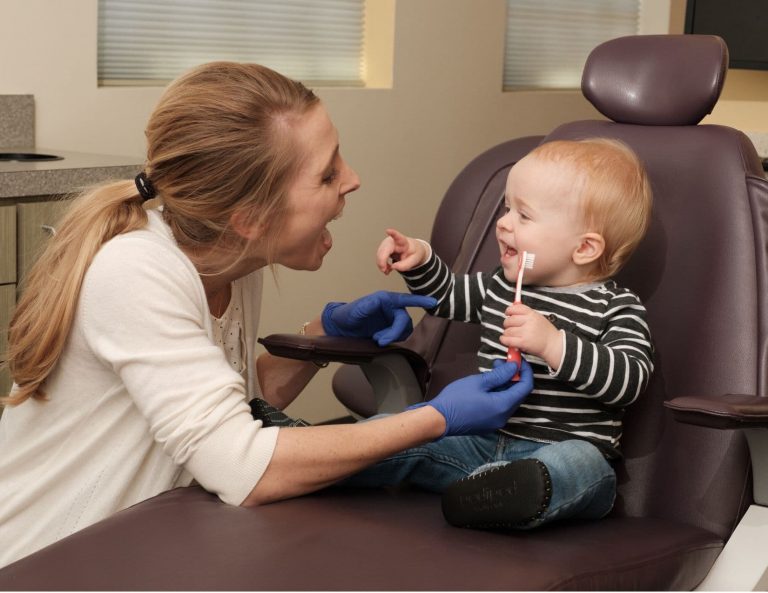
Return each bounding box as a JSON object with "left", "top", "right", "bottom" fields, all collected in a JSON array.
[{"left": 272, "top": 103, "right": 360, "bottom": 271}]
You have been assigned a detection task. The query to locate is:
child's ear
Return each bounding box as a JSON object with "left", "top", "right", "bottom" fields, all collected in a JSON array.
[
  {"left": 230, "top": 208, "right": 265, "bottom": 241},
  {"left": 572, "top": 232, "right": 605, "bottom": 267}
]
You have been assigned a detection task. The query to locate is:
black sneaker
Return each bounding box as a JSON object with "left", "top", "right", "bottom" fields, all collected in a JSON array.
[
  {"left": 441, "top": 458, "right": 552, "bottom": 529},
  {"left": 249, "top": 398, "right": 311, "bottom": 428}
]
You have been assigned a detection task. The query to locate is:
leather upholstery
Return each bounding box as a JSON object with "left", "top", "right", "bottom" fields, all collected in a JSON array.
[
  {"left": 0, "top": 486, "right": 723, "bottom": 591},
  {"left": 582, "top": 34, "right": 728, "bottom": 125},
  {"left": 665, "top": 395, "right": 768, "bottom": 429}
]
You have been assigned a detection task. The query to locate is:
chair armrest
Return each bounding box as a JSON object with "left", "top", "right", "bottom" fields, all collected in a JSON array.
[
  {"left": 666, "top": 395, "right": 768, "bottom": 504},
  {"left": 258, "top": 334, "right": 430, "bottom": 413},
  {"left": 259, "top": 333, "right": 384, "bottom": 364},
  {"left": 664, "top": 395, "right": 768, "bottom": 430}
]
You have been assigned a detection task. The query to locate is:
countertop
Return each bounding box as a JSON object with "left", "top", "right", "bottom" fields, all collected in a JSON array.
[{"left": 0, "top": 147, "right": 142, "bottom": 199}]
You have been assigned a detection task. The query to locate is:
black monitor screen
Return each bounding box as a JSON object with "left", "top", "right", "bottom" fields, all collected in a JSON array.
[{"left": 685, "top": 0, "right": 768, "bottom": 70}]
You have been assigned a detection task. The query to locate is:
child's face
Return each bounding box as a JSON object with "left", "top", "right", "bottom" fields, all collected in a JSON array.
[{"left": 496, "top": 155, "right": 588, "bottom": 287}]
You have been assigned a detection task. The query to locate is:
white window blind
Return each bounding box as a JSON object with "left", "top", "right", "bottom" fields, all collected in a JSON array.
[
  {"left": 504, "top": 0, "right": 641, "bottom": 90},
  {"left": 98, "top": 0, "right": 365, "bottom": 86}
]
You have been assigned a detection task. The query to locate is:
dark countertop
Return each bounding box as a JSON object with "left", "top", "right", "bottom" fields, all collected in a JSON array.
[{"left": 0, "top": 147, "right": 142, "bottom": 199}]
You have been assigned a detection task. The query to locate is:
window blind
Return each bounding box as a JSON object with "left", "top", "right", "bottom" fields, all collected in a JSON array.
[
  {"left": 504, "top": 0, "right": 641, "bottom": 90},
  {"left": 98, "top": 0, "right": 365, "bottom": 86}
]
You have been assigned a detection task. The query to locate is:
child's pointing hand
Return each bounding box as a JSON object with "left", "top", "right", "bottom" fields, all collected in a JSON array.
[{"left": 376, "top": 228, "right": 429, "bottom": 274}]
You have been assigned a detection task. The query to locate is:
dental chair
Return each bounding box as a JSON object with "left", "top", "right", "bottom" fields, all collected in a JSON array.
[{"left": 1, "top": 34, "right": 766, "bottom": 591}]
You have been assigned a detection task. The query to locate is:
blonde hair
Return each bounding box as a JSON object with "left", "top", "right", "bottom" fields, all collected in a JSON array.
[
  {"left": 3, "top": 61, "right": 318, "bottom": 405},
  {"left": 529, "top": 138, "right": 652, "bottom": 279}
]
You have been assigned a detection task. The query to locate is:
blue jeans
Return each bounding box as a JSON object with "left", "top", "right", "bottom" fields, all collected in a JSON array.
[{"left": 344, "top": 431, "right": 616, "bottom": 529}]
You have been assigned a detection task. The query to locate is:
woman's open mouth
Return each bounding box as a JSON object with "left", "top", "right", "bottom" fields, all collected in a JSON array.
[
  {"left": 322, "top": 210, "right": 344, "bottom": 251},
  {"left": 321, "top": 227, "right": 333, "bottom": 250}
]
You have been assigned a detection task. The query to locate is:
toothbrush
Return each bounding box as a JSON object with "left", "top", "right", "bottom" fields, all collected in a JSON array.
[{"left": 506, "top": 251, "right": 536, "bottom": 380}]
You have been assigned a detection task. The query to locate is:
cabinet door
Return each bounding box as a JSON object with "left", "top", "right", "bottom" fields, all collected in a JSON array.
[
  {"left": 0, "top": 283, "right": 14, "bottom": 399},
  {"left": 0, "top": 205, "right": 16, "bottom": 284},
  {"left": 17, "top": 199, "right": 71, "bottom": 286}
]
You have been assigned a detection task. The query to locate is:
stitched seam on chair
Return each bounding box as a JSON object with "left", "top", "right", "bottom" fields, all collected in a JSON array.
[
  {"left": 548, "top": 541, "right": 723, "bottom": 590},
  {"left": 728, "top": 438, "right": 754, "bottom": 535},
  {"left": 747, "top": 175, "right": 768, "bottom": 396},
  {"left": 670, "top": 408, "right": 768, "bottom": 422}
]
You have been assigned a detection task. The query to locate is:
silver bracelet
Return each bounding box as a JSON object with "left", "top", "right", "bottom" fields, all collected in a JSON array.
[{"left": 298, "top": 321, "right": 328, "bottom": 367}]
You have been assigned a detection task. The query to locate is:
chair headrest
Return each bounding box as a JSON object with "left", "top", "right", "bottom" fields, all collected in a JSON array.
[{"left": 582, "top": 35, "right": 728, "bottom": 126}]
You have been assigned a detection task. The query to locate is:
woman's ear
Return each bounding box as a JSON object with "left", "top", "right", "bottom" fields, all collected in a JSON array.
[
  {"left": 572, "top": 232, "right": 605, "bottom": 267},
  {"left": 230, "top": 208, "right": 265, "bottom": 241}
]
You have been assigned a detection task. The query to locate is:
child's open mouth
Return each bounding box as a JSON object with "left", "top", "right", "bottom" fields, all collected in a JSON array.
[{"left": 501, "top": 242, "right": 518, "bottom": 260}]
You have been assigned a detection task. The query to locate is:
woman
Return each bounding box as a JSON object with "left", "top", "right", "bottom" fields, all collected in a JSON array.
[{"left": 0, "top": 61, "right": 532, "bottom": 568}]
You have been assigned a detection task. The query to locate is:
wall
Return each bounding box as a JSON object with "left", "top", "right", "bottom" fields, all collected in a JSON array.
[{"left": 4, "top": 0, "right": 755, "bottom": 422}]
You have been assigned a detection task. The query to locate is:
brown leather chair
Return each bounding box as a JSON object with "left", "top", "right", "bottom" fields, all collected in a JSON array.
[{"left": 1, "top": 34, "right": 766, "bottom": 591}]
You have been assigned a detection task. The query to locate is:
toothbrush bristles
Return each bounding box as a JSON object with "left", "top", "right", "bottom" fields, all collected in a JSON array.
[{"left": 522, "top": 251, "right": 536, "bottom": 269}]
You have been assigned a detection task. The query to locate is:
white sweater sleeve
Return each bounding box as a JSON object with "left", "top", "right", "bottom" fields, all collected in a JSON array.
[{"left": 79, "top": 234, "right": 278, "bottom": 505}]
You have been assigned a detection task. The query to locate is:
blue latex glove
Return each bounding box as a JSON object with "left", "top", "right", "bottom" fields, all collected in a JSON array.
[
  {"left": 410, "top": 359, "right": 534, "bottom": 437},
  {"left": 322, "top": 291, "right": 438, "bottom": 347}
]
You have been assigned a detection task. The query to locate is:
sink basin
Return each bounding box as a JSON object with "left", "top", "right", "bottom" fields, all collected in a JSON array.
[{"left": 0, "top": 152, "right": 63, "bottom": 162}]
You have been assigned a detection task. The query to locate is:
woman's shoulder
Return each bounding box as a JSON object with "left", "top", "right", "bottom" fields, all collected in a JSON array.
[
  {"left": 86, "top": 210, "right": 202, "bottom": 300},
  {"left": 96, "top": 210, "right": 187, "bottom": 264}
]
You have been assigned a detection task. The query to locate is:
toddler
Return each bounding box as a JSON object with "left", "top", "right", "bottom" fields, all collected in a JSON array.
[{"left": 351, "top": 138, "right": 654, "bottom": 529}]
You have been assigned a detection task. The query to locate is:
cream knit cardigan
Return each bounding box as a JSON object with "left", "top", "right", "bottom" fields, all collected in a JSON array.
[{"left": 0, "top": 210, "right": 279, "bottom": 568}]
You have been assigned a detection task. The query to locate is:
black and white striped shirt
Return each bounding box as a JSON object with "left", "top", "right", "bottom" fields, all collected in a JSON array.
[{"left": 402, "top": 250, "right": 654, "bottom": 459}]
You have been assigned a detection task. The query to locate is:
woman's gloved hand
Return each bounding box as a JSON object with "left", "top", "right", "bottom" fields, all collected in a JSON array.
[
  {"left": 410, "top": 359, "right": 534, "bottom": 437},
  {"left": 322, "top": 291, "right": 437, "bottom": 346}
]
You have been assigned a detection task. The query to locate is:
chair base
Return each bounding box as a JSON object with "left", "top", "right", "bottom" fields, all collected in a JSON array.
[{"left": 697, "top": 504, "right": 768, "bottom": 591}]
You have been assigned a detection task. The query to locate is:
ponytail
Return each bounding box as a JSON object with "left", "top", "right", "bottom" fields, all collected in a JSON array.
[{"left": 2, "top": 182, "right": 148, "bottom": 405}]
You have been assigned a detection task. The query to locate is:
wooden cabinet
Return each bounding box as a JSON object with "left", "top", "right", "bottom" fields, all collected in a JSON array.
[
  {"left": 0, "top": 205, "right": 16, "bottom": 397},
  {"left": 0, "top": 197, "right": 70, "bottom": 399},
  {"left": 0, "top": 205, "right": 15, "bottom": 284},
  {"left": 17, "top": 199, "right": 70, "bottom": 284},
  {"left": 0, "top": 284, "right": 14, "bottom": 397}
]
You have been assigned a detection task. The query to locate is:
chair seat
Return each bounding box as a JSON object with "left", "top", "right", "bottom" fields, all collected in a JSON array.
[{"left": 0, "top": 485, "right": 723, "bottom": 591}]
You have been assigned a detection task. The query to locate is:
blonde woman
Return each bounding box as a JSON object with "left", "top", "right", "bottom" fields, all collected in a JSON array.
[{"left": 0, "top": 62, "right": 533, "bottom": 568}]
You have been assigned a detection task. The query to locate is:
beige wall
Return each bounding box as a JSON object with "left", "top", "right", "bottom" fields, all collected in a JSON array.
[{"left": 1, "top": 0, "right": 763, "bottom": 421}]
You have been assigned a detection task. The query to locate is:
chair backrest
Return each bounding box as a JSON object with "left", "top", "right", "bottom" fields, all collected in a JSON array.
[
  {"left": 542, "top": 34, "right": 766, "bottom": 539},
  {"left": 426, "top": 34, "right": 768, "bottom": 538},
  {"left": 335, "top": 34, "right": 767, "bottom": 539}
]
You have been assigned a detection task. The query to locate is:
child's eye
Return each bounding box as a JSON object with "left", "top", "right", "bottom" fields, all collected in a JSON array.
[
  {"left": 518, "top": 210, "right": 530, "bottom": 221},
  {"left": 322, "top": 169, "right": 339, "bottom": 185}
]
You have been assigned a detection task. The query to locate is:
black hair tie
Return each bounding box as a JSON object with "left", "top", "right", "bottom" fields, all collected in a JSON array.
[{"left": 135, "top": 172, "right": 157, "bottom": 201}]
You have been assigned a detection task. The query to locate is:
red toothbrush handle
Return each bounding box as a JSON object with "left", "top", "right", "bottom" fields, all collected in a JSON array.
[{"left": 506, "top": 346, "right": 522, "bottom": 381}]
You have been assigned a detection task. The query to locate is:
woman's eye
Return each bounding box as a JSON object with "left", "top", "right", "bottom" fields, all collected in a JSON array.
[{"left": 322, "top": 169, "right": 339, "bottom": 185}]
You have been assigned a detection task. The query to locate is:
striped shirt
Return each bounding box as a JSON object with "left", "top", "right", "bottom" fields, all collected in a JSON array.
[{"left": 402, "top": 250, "right": 654, "bottom": 459}]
